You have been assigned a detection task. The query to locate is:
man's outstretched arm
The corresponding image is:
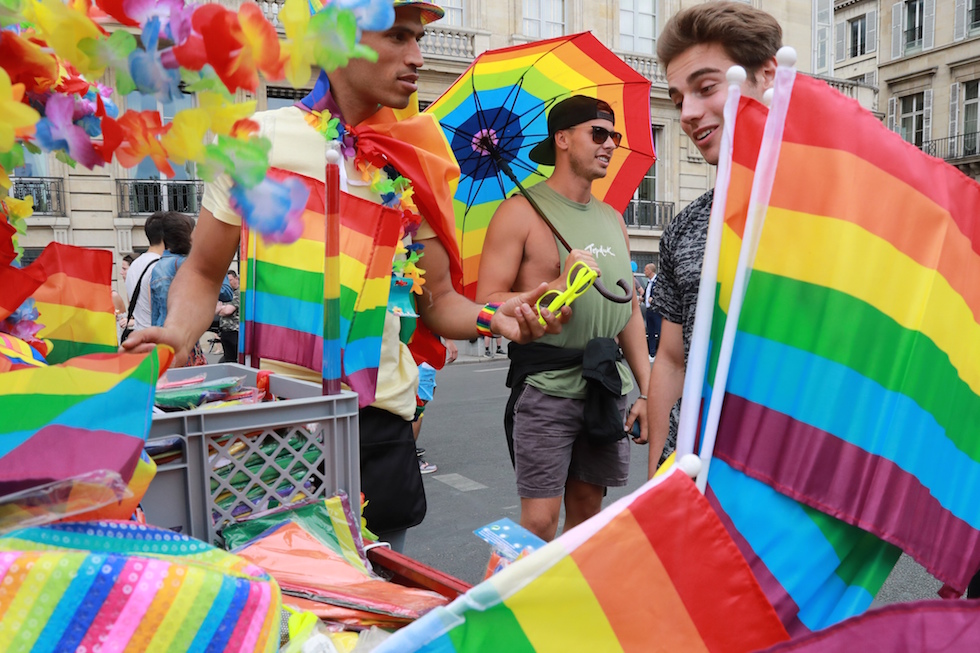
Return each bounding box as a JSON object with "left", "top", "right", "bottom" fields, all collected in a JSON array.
[
  {"left": 416, "top": 234, "right": 568, "bottom": 343},
  {"left": 647, "top": 320, "right": 685, "bottom": 478},
  {"left": 122, "top": 209, "right": 240, "bottom": 362}
]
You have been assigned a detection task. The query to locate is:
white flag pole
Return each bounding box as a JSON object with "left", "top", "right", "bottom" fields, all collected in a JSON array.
[
  {"left": 696, "top": 47, "right": 799, "bottom": 492},
  {"left": 675, "top": 66, "right": 746, "bottom": 466}
]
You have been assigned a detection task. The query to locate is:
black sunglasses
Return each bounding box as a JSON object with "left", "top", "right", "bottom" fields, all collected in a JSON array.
[{"left": 586, "top": 125, "right": 623, "bottom": 147}]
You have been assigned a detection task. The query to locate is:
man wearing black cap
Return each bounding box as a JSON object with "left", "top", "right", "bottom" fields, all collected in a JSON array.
[{"left": 476, "top": 95, "right": 651, "bottom": 542}]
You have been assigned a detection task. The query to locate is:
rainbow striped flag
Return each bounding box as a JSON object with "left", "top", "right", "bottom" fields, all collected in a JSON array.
[
  {"left": 30, "top": 243, "right": 117, "bottom": 363},
  {"left": 241, "top": 168, "right": 402, "bottom": 407},
  {"left": 708, "top": 67, "right": 980, "bottom": 598},
  {"left": 0, "top": 347, "right": 172, "bottom": 496},
  {"left": 376, "top": 468, "right": 790, "bottom": 653},
  {"left": 678, "top": 89, "right": 901, "bottom": 635},
  {"left": 0, "top": 520, "right": 281, "bottom": 652},
  {"left": 756, "top": 599, "right": 980, "bottom": 653}
]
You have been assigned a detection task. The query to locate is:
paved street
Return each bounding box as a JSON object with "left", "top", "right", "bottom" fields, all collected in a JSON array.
[{"left": 399, "top": 351, "right": 946, "bottom": 605}]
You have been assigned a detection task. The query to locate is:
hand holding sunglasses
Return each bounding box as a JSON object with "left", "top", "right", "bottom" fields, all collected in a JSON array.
[{"left": 535, "top": 260, "right": 598, "bottom": 326}]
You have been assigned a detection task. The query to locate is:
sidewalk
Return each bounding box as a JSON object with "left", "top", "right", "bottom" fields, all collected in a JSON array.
[{"left": 449, "top": 339, "right": 508, "bottom": 365}]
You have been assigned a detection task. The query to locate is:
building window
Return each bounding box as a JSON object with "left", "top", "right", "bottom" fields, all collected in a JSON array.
[
  {"left": 971, "top": 0, "right": 980, "bottom": 29},
  {"left": 964, "top": 81, "right": 979, "bottom": 156},
  {"left": 905, "top": 0, "right": 924, "bottom": 49},
  {"left": 267, "top": 86, "right": 309, "bottom": 111},
  {"left": 440, "top": 0, "right": 463, "bottom": 26},
  {"left": 523, "top": 0, "right": 564, "bottom": 39},
  {"left": 849, "top": 15, "right": 867, "bottom": 57},
  {"left": 900, "top": 92, "right": 925, "bottom": 146},
  {"left": 620, "top": 0, "right": 655, "bottom": 55}
]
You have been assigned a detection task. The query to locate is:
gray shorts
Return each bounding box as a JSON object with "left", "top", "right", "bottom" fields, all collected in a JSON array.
[{"left": 511, "top": 384, "right": 630, "bottom": 499}]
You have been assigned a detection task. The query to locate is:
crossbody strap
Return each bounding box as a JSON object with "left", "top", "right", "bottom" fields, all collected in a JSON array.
[{"left": 125, "top": 258, "right": 159, "bottom": 325}]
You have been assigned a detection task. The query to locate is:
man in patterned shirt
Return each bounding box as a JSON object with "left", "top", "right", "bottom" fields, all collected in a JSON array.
[{"left": 647, "top": 2, "right": 782, "bottom": 476}]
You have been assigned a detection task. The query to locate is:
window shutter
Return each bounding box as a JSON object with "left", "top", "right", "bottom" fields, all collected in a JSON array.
[
  {"left": 888, "top": 96, "right": 897, "bottom": 131},
  {"left": 923, "top": 89, "right": 933, "bottom": 143},
  {"left": 835, "top": 21, "right": 846, "bottom": 62},
  {"left": 891, "top": 3, "right": 902, "bottom": 60},
  {"left": 950, "top": 82, "right": 960, "bottom": 139},
  {"left": 867, "top": 10, "right": 877, "bottom": 52},
  {"left": 955, "top": 0, "right": 967, "bottom": 41},
  {"left": 923, "top": 0, "right": 935, "bottom": 50}
]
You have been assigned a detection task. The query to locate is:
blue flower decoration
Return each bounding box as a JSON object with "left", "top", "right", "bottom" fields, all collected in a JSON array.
[
  {"left": 129, "top": 18, "right": 183, "bottom": 104},
  {"left": 230, "top": 176, "right": 309, "bottom": 245}
]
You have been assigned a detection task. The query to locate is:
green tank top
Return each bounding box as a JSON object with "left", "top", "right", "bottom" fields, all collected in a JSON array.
[{"left": 522, "top": 182, "right": 635, "bottom": 399}]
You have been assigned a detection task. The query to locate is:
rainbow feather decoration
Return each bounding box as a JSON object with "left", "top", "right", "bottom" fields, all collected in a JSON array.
[
  {"left": 0, "top": 520, "right": 281, "bottom": 652},
  {"left": 240, "top": 168, "right": 402, "bottom": 407},
  {"left": 377, "top": 468, "right": 790, "bottom": 653},
  {"left": 0, "top": 347, "right": 172, "bottom": 497}
]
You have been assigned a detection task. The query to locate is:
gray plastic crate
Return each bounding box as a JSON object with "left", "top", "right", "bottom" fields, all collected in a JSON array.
[{"left": 145, "top": 363, "right": 359, "bottom": 546}]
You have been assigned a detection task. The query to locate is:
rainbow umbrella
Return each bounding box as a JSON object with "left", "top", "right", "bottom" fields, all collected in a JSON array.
[{"left": 425, "top": 32, "right": 656, "bottom": 300}]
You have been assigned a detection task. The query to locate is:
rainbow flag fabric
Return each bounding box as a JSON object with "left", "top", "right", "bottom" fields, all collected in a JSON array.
[
  {"left": 376, "top": 468, "right": 790, "bottom": 653},
  {"left": 30, "top": 243, "right": 118, "bottom": 364},
  {"left": 0, "top": 520, "right": 281, "bottom": 652},
  {"left": 708, "top": 67, "right": 980, "bottom": 597},
  {"left": 0, "top": 243, "right": 117, "bottom": 364},
  {"left": 0, "top": 347, "right": 172, "bottom": 496},
  {"left": 683, "top": 90, "right": 901, "bottom": 636},
  {"left": 755, "top": 599, "right": 980, "bottom": 653},
  {"left": 241, "top": 168, "right": 402, "bottom": 407}
]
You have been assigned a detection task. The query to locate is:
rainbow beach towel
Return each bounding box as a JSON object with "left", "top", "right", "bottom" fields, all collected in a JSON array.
[
  {"left": 241, "top": 168, "right": 402, "bottom": 407},
  {"left": 0, "top": 520, "right": 281, "bottom": 652},
  {"left": 376, "top": 468, "right": 789, "bottom": 653}
]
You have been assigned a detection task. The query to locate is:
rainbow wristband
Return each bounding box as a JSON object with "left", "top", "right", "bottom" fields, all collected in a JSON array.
[{"left": 476, "top": 302, "right": 502, "bottom": 338}]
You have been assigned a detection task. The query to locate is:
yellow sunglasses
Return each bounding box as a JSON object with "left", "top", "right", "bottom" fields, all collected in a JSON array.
[{"left": 536, "top": 261, "right": 598, "bottom": 325}]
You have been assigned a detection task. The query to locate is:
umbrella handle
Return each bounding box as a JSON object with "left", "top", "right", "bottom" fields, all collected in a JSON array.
[
  {"left": 593, "top": 277, "right": 634, "bottom": 303},
  {"left": 492, "top": 151, "right": 634, "bottom": 305}
]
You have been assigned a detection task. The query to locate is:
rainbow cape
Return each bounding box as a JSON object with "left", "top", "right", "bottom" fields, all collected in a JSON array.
[
  {"left": 376, "top": 468, "right": 790, "bottom": 653},
  {"left": 241, "top": 169, "right": 402, "bottom": 407},
  {"left": 0, "top": 520, "right": 281, "bottom": 652},
  {"left": 703, "top": 65, "right": 980, "bottom": 605},
  {"left": 0, "top": 347, "right": 172, "bottom": 496},
  {"left": 678, "top": 91, "right": 900, "bottom": 635}
]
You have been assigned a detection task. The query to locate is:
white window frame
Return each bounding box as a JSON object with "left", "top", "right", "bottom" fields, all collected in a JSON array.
[
  {"left": 523, "top": 0, "right": 564, "bottom": 39},
  {"left": 850, "top": 15, "right": 868, "bottom": 58},
  {"left": 964, "top": 80, "right": 979, "bottom": 156},
  {"left": 899, "top": 92, "right": 926, "bottom": 146},
  {"left": 620, "top": 0, "right": 656, "bottom": 55},
  {"left": 440, "top": 0, "right": 463, "bottom": 27}
]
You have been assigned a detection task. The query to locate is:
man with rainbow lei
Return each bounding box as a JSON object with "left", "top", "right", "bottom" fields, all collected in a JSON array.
[{"left": 124, "top": 0, "right": 570, "bottom": 550}]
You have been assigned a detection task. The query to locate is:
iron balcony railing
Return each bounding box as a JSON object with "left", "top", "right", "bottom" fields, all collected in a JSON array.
[
  {"left": 905, "top": 25, "right": 923, "bottom": 48},
  {"left": 117, "top": 179, "right": 205, "bottom": 217},
  {"left": 10, "top": 177, "right": 66, "bottom": 215},
  {"left": 623, "top": 199, "right": 674, "bottom": 230},
  {"left": 919, "top": 132, "right": 980, "bottom": 161}
]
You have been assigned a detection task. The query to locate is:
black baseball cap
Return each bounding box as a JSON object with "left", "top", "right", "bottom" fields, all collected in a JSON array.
[{"left": 529, "top": 96, "right": 616, "bottom": 166}]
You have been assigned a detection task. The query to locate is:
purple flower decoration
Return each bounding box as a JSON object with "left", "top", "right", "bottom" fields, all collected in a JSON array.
[
  {"left": 230, "top": 177, "right": 309, "bottom": 245},
  {"left": 35, "top": 95, "right": 101, "bottom": 169}
]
